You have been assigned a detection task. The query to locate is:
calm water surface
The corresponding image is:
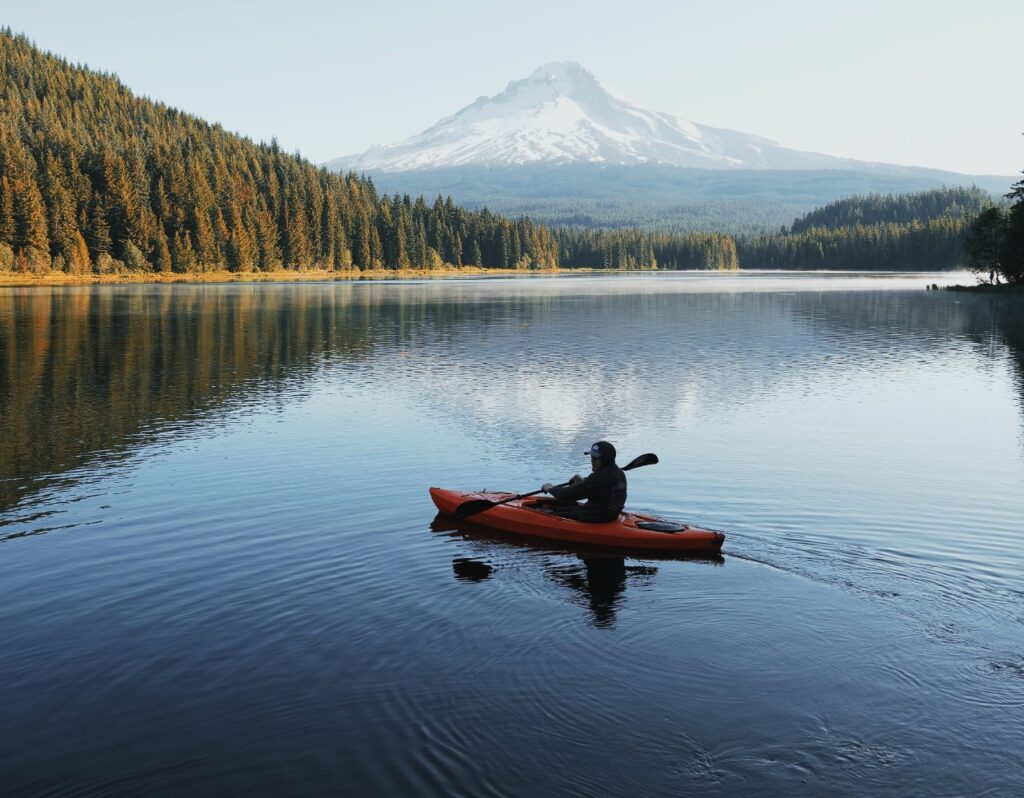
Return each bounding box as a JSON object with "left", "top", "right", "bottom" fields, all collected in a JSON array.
[{"left": 1, "top": 273, "right": 1022, "bottom": 796}]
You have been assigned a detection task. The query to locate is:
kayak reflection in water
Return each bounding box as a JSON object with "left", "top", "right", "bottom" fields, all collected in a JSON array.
[
  {"left": 548, "top": 556, "right": 658, "bottom": 629},
  {"left": 540, "top": 441, "right": 627, "bottom": 523},
  {"left": 445, "top": 550, "right": 655, "bottom": 628}
]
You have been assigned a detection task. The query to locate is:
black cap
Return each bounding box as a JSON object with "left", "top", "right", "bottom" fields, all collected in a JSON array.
[{"left": 583, "top": 441, "right": 616, "bottom": 461}]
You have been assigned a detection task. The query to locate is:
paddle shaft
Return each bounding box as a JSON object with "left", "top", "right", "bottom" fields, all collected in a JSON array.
[{"left": 453, "top": 481, "right": 572, "bottom": 520}]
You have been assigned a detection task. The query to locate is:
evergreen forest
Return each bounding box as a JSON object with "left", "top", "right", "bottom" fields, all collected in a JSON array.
[
  {"left": 789, "top": 187, "right": 992, "bottom": 233},
  {"left": 363, "top": 165, "right": 1012, "bottom": 235},
  {"left": 554, "top": 202, "right": 980, "bottom": 271},
  {"left": 0, "top": 29, "right": 559, "bottom": 275}
]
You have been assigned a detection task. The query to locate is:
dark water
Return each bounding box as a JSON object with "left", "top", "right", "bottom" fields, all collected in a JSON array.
[{"left": 1, "top": 273, "right": 1022, "bottom": 796}]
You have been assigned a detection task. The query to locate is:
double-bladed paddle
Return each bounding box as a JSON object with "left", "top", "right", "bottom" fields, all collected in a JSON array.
[{"left": 453, "top": 452, "right": 659, "bottom": 520}]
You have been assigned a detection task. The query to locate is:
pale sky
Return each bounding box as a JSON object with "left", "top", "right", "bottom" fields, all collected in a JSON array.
[{"left": 2, "top": 0, "right": 1021, "bottom": 176}]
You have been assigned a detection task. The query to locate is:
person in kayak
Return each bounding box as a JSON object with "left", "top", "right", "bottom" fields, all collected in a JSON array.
[{"left": 540, "top": 441, "right": 627, "bottom": 523}]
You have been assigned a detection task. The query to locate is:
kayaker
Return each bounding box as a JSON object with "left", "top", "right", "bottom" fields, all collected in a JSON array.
[{"left": 540, "top": 441, "right": 627, "bottom": 523}]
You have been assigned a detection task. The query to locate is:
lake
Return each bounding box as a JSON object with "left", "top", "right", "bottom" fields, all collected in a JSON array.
[{"left": 1, "top": 273, "right": 1022, "bottom": 796}]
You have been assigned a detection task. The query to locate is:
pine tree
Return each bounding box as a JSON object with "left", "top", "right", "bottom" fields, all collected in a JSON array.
[
  {"left": 0, "top": 176, "right": 15, "bottom": 244},
  {"left": 172, "top": 230, "right": 197, "bottom": 273},
  {"left": 87, "top": 195, "right": 112, "bottom": 258},
  {"left": 499, "top": 224, "right": 511, "bottom": 268},
  {"left": 999, "top": 175, "right": 1024, "bottom": 284},
  {"left": 13, "top": 176, "right": 50, "bottom": 256},
  {"left": 63, "top": 230, "right": 89, "bottom": 274},
  {"left": 354, "top": 212, "right": 372, "bottom": 269},
  {"left": 333, "top": 224, "right": 351, "bottom": 271},
  {"left": 395, "top": 206, "right": 411, "bottom": 270},
  {"left": 413, "top": 219, "right": 428, "bottom": 269},
  {"left": 226, "top": 212, "right": 258, "bottom": 273},
  {"left": 151, "top": 229, "right": 172, "bottom": 274},
  {"left": 253, "top": 201, "right": 282, "bottom": 271},
  {"left": 191, "top": 207, "right": 216, "bottom": 270}
]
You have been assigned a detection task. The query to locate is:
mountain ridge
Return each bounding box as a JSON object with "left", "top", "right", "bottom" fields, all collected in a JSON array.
[{"left": 327, "top": 61, "right": 1013, "bottom": 231}]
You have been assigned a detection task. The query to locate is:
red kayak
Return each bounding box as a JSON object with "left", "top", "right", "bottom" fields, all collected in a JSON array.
[{"left": 430, "top": 487, "right": 725, "bottom": 553}]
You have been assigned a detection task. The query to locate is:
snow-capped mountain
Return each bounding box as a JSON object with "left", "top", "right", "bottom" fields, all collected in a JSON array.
[{"left": 327, "top": 62, "right": 862, "bottom": 172}]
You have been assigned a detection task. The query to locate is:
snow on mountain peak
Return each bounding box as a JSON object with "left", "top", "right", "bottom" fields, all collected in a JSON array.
[
  {"left": 328, "top": 64, "right": 853, "bottom": 172},
  {"left": 525, "top": 61, "right": 599, "bottom": 87}
]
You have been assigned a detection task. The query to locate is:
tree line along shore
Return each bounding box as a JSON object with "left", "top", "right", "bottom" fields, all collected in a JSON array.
[{"left": 1, "top": 29, "right": 1020, "bottom": 283}]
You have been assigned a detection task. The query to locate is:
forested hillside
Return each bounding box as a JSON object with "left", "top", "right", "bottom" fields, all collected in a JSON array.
[
  {"left": 553, "top": 190, "right": 981, "bottom": 272},
  {"left": 789, "top": 187, "right": 993, "bottom": 233},
  {"left": 736, "top": 217, "right": 970, "bottom": 270},
  {"left": 361, "top": 165, "right": 1010, "bottom": 235},
  {"left": 0, "top": 29, "right": 559, "bottom": 274}
]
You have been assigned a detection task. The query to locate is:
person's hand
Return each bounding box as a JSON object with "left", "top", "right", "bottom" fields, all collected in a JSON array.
[
  {"left": 542, "top": 483, "right": 555, "bottom": 493},
  {"left": 569, "top": 474, "right": 584, "bottom": 485}
]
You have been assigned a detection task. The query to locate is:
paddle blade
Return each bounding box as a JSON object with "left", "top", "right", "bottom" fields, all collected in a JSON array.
[
  {"left": 454, "top": 499, "right": 497, "bottom": 520},
  {"left": 623, "top": 452, "right": 658, "bottom": 470}
]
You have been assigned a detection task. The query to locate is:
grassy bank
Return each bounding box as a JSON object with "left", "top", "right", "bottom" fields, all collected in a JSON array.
[{"left": 0, "top": 267, "right": 563, "bottom": 287}]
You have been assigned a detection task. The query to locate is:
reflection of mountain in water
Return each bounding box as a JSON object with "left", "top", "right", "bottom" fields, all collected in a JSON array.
[
  {"left": 2, "top": 280, "right": 1023, "bottom": 511},
  {"left": 401, "top": 287, "right": 1024, "bottom": 457}
]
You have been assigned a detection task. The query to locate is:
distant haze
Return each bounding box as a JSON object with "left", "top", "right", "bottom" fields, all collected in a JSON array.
[{"left": 1, "top": 0, "right": 1021, "bottom": 176}]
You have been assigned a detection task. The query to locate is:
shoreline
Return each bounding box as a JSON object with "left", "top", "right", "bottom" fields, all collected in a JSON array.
[
  {"left": 0, "top": 267, "right": 972, "bottom": 288},
  {"left": 0, "top": 267, "right": 568, "bottom": 287},
  {"left": 943, "top": 283, "right": 1024, "bottom": 295}
]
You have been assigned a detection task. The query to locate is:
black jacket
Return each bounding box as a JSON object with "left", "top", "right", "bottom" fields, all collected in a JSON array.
[{"left": 549, "top": 463, "right": 627, "bottom": 522}]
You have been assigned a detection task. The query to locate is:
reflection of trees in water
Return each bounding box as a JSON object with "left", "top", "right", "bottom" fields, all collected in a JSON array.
[
  {"left": 0, "top": 286, "right": 787, "bottom": 508},
  {"left": 944, "top": 296, "right": 1024, "bottom": 428},
  {"left": 990, "top": 301, "right": 1024, "bottom": 444},
  {"left": 0, "top": 285, "right": 516, "bottom": 510},
  {"left": 989, "top": 302, "right": 1024, "bottom": 396},
  {"left": 3, "top": 284, "right": 1023, "bottom": 510},
  {"left": 789, "top": 291, "right": 1024, "bottom": 437}
]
